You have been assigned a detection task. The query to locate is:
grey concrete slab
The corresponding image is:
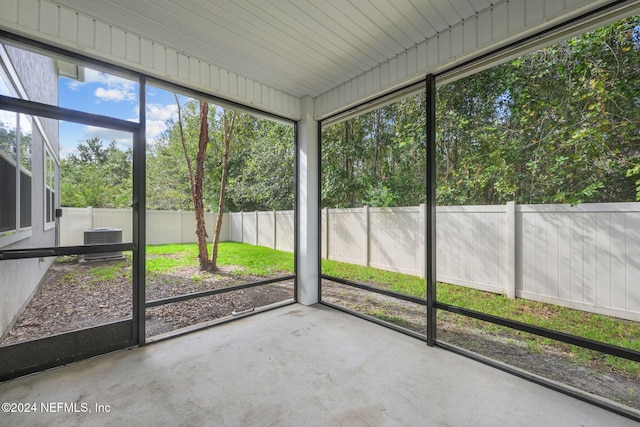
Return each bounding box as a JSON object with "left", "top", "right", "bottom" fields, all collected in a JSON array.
[{"left": 0, "top": 304, "right": 635, "bottom": 427}]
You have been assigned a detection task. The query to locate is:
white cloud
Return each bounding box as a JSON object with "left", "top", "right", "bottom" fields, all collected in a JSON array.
[
  {"left": 59, "top": 146, "right": 76, "bottom": 158},
  {"left": 95, "top": 87, "right": 136, "bottom": 102},
  {"left": 147, "top": 103, "right": 178, "bottom": 121},
  {"left": 145, "top": 103, "right": 179, "bottom": 143},
  {"left": 146, "top": 120, "right": 168, "bottom": 143},
  {"left": 83, "top": 126, "right": 133, "bottom": 148},
  {"left": 0, "top": 110, "right": 17, "bottom": 130},
  {"left": 67, "top": 68, "right": 137, "bottom": 103}
]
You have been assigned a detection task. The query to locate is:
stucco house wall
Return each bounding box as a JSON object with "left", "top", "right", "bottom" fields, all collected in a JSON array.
[{"left": 0, "top": 44, "right": 59, "bottom": 337}]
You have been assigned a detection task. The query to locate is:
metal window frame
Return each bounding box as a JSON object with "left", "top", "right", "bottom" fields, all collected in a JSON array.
[
  {"left": 316, "top": 4, "right": 640, "bottom": 419},
  {"left": 136, "top": 79, "right": 299, "bottom": 342},
  {"left": 0, "top": 30, "right": 299, "bottom": 374},
  {"left": 146, "top": 275, "right": 297, "bottom": 308},
  {"left": 0, "top": 108, "right": 31, "bottom": 238},
  {"left": 43, "top": 147, "right": 57, "bottom": 230}
]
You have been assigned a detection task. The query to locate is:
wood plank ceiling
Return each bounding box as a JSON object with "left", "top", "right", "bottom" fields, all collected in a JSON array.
[{"left": 49, "top": 0, "right": 492, "bottom": 98}]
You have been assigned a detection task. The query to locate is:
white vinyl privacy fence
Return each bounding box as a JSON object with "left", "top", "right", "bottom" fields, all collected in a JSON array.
[
  {"left": 60, "top": 208, "right": 293, "bottom": 248},
  {"left": 61, "top": 203, "right": 640, "bottom": 321},
  {"left": 317, "top": 203, "right": 639, "bottom": 321},
  {"left": 61, "top": 208, "right": 231, "bottom": 246},
  {"left": 227, "top": 211, "right": 295, "bottom": 253}
]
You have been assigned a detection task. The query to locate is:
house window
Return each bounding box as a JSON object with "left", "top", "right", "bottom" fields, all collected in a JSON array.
[
  {"left": 0, "top": 110, "right": 18, "bottom": 235},
  {"left": 0, "top": 111, "right": 32, "bottom": 239},
  {"left": 19, "top": 114, "right": 32, "bottom": 229},
  {"left": 1, "top": 48, "right": 35, "bottom": 247},
  {"left": 0, "top": 63, "right": 34, "bottom": 245},
  {"left": 45, "top": 148, "right": 56, "bottom": 228}
]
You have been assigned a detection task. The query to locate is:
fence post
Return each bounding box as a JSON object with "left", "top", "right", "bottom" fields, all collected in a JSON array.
[
  {"left": 421, "top": 203, "right": 427, "bottom": 279},
  {"left": 321, "top": 207, "right": 327, "bottom": 260},
  {"left": 215, "top": 211, "right": 219, "bottom": 242},
  {"left": 178, "top": 210, "right": 183, "bottom": 243},
  {"left": 273, "top": 210, "right": 277, "bottom": 250},
  {"left": 254, "top": 211, "right": 259, "bottom": 246},
  {"left": 365, "top": 205, "right": 370, "bottom": 267},
  {"left": 506, "top": 201, "right": 516, "bottom": 299},
  {"left": 88, "top": 206, "right": 94, "bottom": 229}
]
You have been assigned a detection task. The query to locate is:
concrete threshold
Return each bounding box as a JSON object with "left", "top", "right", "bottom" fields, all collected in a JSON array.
[{"left": 0, "top": 304, "right": 635, "bottom": 426}]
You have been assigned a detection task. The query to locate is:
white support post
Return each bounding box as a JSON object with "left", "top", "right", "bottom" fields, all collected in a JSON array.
[
  {"left": 297, "top": 96, "right": 319, "bottom": 305},
  {"left": 506, "top": 201, "right": 516, "bottom": 299}
]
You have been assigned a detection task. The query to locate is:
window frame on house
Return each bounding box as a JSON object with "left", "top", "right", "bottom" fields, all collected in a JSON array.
[
  {"left": 0, "top": 105, "right": 33, "bottom": 247},
  {"left": 44, "top": 147, "right": 57, "bottom": 230}
]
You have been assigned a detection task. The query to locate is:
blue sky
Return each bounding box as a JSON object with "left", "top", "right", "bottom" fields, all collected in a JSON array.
[{"left": 58, "top": 68, "right": 182, "bottom": 157}]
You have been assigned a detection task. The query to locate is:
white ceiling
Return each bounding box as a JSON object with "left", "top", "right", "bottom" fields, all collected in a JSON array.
[{"left": 50, "top": 0, "right": 492, "bottom": 98}]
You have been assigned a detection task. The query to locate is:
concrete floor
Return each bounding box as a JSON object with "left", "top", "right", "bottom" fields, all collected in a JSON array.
[{"left": 0, "top": 304, "right": 635, "bottom": 427}]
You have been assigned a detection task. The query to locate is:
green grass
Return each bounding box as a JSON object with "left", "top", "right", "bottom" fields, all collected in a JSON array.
[
  {"left": 146, "top": 242, "right": 294, "bottom": 276},
  {"left": 322, "top": 260, "right": 640, "bottom": 377},
  {"left": 322, "top": 259, "right": 425, "bottom": 297},
  {"left": 57, "top": 255, "right": 131, "bottom": 286},
  {"left": 90, "top": 262, "right": 130, "bottom": 283},
  {"left": 66, "top": 242, "right": 292, "bottom": 284},
  {"left": 67, "top": 242, "right": 638, "bottom": 377}
]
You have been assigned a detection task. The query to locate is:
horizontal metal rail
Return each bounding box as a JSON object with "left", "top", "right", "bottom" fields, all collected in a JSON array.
[
  {"left": 0, "top": 243, "right": 134, "bottom": 260},
  {"left": 145, "top": 275, "right": 296, "bottom": 308},
  {"left": 145, "top": 299, "right": 296, "bottom": 344},
  {"left": 322, "top": 275, "right": 639, "bottom": 362},
  {"left": 436, "top": 302, "right": 640, "bottom": 362},
  {"left": 320, "top": 300, "right": 427, "bottom": 341},
  {"left": 321, "top": 274, "right": 427, "bottom": 305},
  {"left": 0, "top": 320, "right": 134, "bottom": 382},
  {"left": 0, "top": 94, "right": 140, "bottom": 133}
]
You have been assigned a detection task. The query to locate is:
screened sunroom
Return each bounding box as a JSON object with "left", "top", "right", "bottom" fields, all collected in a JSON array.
[{"left": 1, "top": 0, "right": 639, "bottom": 425}]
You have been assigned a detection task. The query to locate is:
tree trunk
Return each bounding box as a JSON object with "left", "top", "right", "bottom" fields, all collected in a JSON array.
[
  {"left": 193, "top": 101, "right": 210, "bottom": 270},
  {"left": 175, "top": 97, "right": 210, "bottom": 269},
  {"left": 210, "top": 110, "right": 237, "bottom": 270}
]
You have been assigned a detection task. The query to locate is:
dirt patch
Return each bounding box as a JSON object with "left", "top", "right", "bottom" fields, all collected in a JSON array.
[
  {"left": 0, "top": 257, "right": 293, "bottom": 345},
  {"left": 322, "top": 279, "right": 640, "bottom": 411}
]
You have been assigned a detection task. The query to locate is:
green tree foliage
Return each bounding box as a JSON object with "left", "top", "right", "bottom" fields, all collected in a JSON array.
[
  {"left": 322, "top": 93, "right": 426, "bottom": 208},
  {"left": 322, "top": 15, "right": 640, "bottom": 208},
  {"left": 436, "top": 15, "right": 640, "bottom": 205},
  {"left": 60, "top": 137, "right": 132, "bottom": 208},
  {"left": 145, "top": 98, "right": 294, "bottom": 270},
  {"left": 0, "top": 118, "right": 32, "bottom": 169},
  {"left": 62, "top": 16, "right": 640, "bottom": 212},
  {"left": 227, "top": 119, "right": 295, "bottom": 211},
  {"left": 0, "top": 125, "right": 15, "bottom": 157},
  {"left": 146, "top": 102, "right": 294, "bottom": 212}
]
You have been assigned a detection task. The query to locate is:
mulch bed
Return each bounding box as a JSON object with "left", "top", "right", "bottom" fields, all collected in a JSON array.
[{"left": 0, "top": 257, "right": 293, "bottom": 345}]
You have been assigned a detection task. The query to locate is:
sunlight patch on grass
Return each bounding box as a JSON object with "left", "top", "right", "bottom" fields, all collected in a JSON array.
[
  {"left": 145, "top": 242, "right": 294, "bottom": 276},
  {"left": 322, "top": 260, "right": 425, "bottom": 298}
]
